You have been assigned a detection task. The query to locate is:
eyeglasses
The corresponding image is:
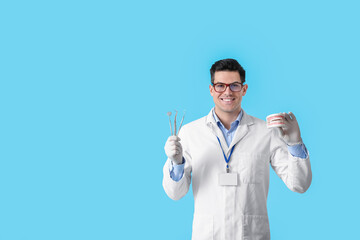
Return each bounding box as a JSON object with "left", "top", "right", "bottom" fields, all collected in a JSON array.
[{"left": 212, "top": 82, "right": 243, "bottom": 93}]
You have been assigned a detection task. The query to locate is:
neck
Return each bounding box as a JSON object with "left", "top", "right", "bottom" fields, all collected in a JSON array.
[{"left": 214, "top": 107, "right": 241, "bottom": 130}]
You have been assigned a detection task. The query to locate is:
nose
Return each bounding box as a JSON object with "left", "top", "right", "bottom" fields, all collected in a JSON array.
[{"left": 224, "top": 85, "right": 232, "bottom": 95}]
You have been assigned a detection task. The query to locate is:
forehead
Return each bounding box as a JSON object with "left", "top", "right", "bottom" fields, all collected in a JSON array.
[{"left": 214, "top": 71, "right": 241, "bottom": 83}]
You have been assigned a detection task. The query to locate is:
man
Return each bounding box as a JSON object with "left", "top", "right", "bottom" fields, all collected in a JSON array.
[{"left": 163, "top": 58, "right": 312, "bottom": 240}]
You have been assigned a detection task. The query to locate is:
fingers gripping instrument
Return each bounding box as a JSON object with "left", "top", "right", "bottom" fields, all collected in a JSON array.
[
  {"left": 165, "top": 110, "right": 186, "bottom": 165},
  {"left": 164, "top": 136, "right": 183, "bottom": 165}
]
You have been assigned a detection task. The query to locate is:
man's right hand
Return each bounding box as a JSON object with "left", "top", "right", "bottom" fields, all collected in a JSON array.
[{"left": 164, "top": 136, "right": 183, "bottom": 165}]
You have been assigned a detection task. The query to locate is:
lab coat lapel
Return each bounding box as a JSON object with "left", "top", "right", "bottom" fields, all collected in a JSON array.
[
  {"left": 228, "top": 110, "right": 253, "bottom": 150},
  {"left": 205, "top": 109, "right": 229, "bottom": 152}
]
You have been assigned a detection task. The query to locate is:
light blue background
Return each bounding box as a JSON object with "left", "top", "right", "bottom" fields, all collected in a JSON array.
[{"left": 1, "top": 0, "right": 359, "bottom": 239}]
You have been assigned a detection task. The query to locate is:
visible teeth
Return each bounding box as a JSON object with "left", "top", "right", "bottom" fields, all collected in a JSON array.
[{"left": 222, "top": 98, "right": 233, "bottom": 102}]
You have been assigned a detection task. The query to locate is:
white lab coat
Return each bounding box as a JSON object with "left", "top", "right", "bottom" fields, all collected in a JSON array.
[{"left": 163, "top": 109, "right": 312, "bottom": 240}]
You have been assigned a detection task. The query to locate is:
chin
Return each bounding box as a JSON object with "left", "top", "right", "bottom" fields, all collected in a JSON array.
[{"left": 220, "top": 106, "right": 240, "bottom": 113}]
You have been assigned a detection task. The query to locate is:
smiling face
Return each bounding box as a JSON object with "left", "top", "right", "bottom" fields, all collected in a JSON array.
[{"left": 209, "top": 71, "right": 248, "bottom": 118}]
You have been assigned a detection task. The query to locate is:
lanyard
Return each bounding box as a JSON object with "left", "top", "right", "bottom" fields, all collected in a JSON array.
[{"left": 216, "top": 137, "right": 235, "bottom": 173}]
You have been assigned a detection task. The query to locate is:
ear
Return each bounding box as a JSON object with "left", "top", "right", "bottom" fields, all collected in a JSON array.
[
  {"left": 242, "top": 84, "right": 248, "bottom": 96},
  {"left": 209, "top": 84, "right": 214, "bottom": 96}
]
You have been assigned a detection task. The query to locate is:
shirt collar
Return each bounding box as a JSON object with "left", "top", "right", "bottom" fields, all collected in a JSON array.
[{"left": 212, "top": 108, "right": 243, "bottom": 129}]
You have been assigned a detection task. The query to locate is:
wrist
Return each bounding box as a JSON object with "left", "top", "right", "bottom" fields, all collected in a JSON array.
[
  {"left": 286, "top": 138, "right": 303, "bottom": 146},
  {"left": 172, "top": 157, "right": 184, "bottom": 165}
]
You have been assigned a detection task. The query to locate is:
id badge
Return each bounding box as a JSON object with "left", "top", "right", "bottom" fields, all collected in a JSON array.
[{"left": 218, "top": 173, "right": 238, "bottom": 186}]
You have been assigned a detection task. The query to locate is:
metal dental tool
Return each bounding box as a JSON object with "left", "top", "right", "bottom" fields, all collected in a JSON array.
[
  {"left": 174, "top": 110, "right": 178, "bottom": 136},
  {"left": 177, "top": 111, "right": 186, "bottom": 136},
  {"left": 167, "top": 112, "right": 173, "bottom": 135},
  {"left": 167, "top": 110, "right": 186, "bottom": 136}
]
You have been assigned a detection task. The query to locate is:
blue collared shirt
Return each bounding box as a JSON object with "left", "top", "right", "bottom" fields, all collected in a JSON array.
[
  {"left": 169, "top": 109, "right": 308, "bottom": 181},
  {"left": 212, "top": 108, "right": 243, "bottom": 146}
]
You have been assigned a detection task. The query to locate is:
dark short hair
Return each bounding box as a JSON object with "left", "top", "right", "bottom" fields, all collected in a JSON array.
[{"left": 210, "top": 58, "right": 246, "bottom": 84}]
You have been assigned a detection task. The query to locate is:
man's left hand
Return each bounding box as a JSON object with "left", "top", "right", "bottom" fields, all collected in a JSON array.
[{"left": 279, "top": 112, "right": 302, "bottom": 145}]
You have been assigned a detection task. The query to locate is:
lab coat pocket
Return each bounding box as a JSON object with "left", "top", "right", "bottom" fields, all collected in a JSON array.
[
  {"left": 192, "top": 214, "right": 213, "bottom": 240},
  {"left": 238, "top": 153, "right": 265, "bottom": 184},
  {"left": 242, "top": 214, "right": 270, "bottom": 240}
]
